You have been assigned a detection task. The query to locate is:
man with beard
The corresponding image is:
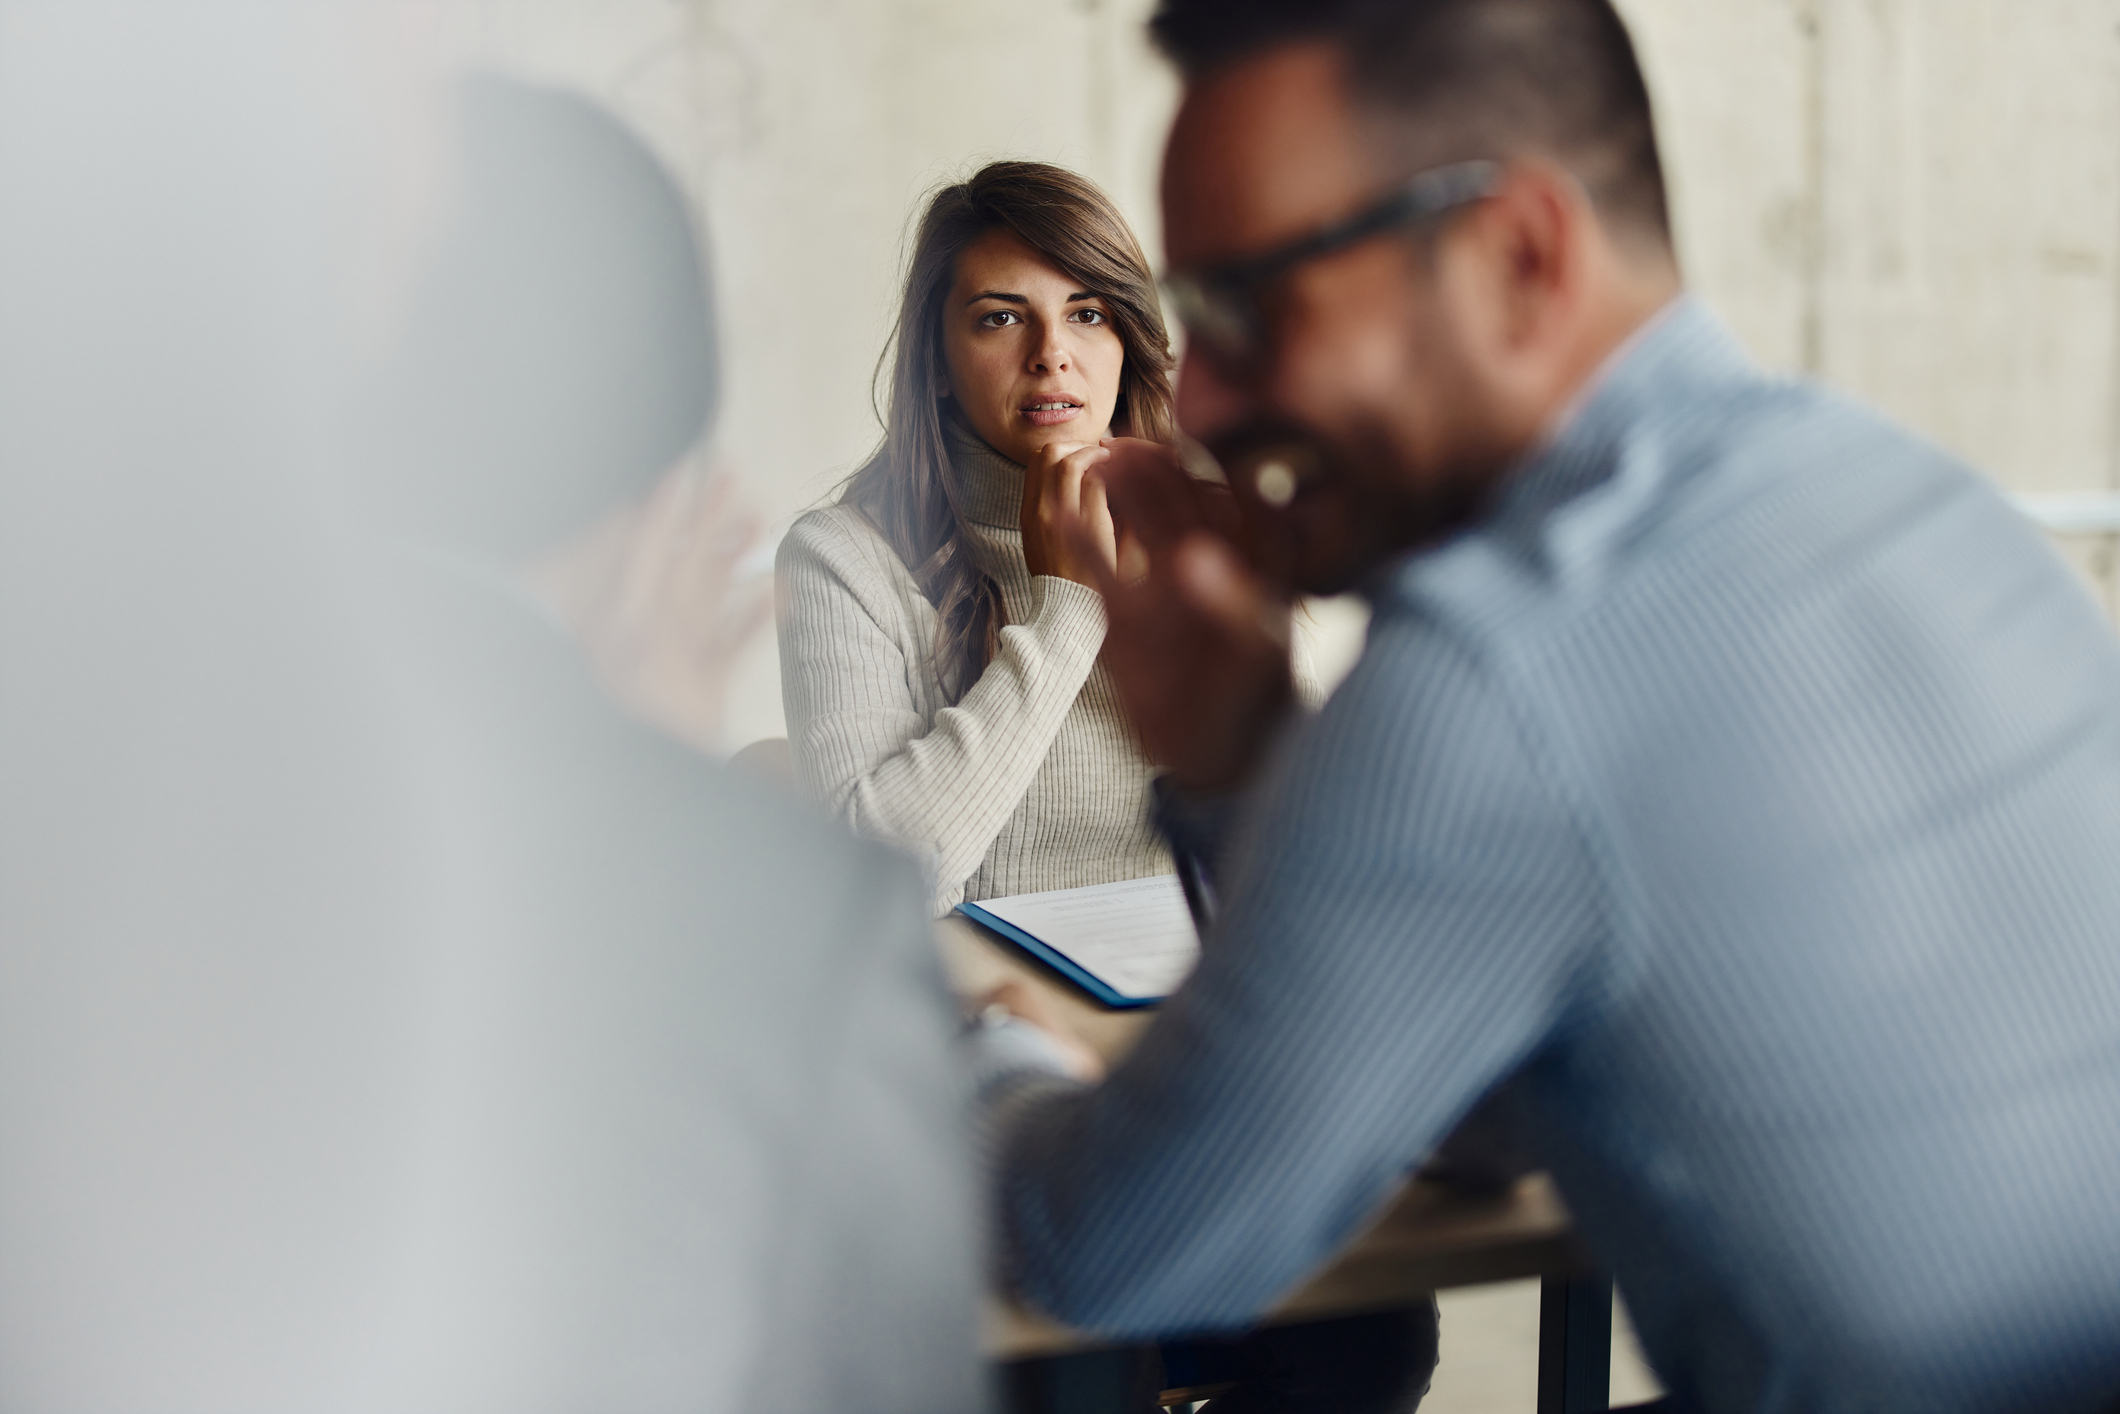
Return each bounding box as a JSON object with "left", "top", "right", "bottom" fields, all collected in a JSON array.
[{"left": 971, "top": 2, "right": 2120, "bottom": 1411}]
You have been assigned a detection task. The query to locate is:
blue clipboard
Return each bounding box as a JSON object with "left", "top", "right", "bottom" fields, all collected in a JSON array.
[{"left": 955, "top": 901, "right": 1167, "bottom": 1010}]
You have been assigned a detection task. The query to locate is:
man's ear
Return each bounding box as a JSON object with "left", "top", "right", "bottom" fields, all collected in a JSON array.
[
  {"left": 1483, "top": 159, "right": 1587, "bottom": 353},
  {"left": 1433, "top": 157, "right": 1591, "bottom": 416}
]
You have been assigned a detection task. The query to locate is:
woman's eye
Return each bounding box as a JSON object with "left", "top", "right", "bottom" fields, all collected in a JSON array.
[
  {"left": 1070, "top": 308, "right": 1107, "bottom": 325},
  {"left": 978, "top": 309, "right": 1020, "bottom": 328}
]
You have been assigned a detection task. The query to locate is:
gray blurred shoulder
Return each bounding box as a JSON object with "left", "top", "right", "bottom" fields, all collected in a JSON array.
[{"left": 375, "top": 558, "right": 932, "bottom": 951}]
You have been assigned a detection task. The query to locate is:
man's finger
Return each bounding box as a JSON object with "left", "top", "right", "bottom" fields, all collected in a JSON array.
[
  {"left": 971, "top": 981, "right": 1103, "bottom": 1083},
  {"left": 1115, "top": 525, "right": 1150, "bottom": 586},
  {"left": 1101, "top": 447, "right": 1213, "bottom": 554},
  {"left": 1081, "top": 468, "right": 1111, "bottom": 536},
  {"left": 1080, "top": 470, "right": 1118, "bottom": 572},
  {"left": 1170, "top": 533, "right": 1287, "bottom": 648}
]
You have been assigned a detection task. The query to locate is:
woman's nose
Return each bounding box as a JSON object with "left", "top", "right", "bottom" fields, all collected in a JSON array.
[{"left": 1029, "top": 320, "right": 1071, "bottom": 373}]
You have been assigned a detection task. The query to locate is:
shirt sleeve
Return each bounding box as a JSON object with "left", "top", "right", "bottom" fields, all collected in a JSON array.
[
  {"left": 991, "top": 610, "right": 1610, "bottom": 1334},
  {"left": 776, "top": 517, "right": 1108, "bottom": 914}
]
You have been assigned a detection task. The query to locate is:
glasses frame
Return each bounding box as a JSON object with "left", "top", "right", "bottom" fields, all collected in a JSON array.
[{"left": 1162, "top": 159, "right": 1502, "bottom": 371}]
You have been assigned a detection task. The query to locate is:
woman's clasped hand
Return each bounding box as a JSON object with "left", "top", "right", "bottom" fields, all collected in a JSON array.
[{"left": 1020, "top": 439, "right": 1117, "bottom": 586}]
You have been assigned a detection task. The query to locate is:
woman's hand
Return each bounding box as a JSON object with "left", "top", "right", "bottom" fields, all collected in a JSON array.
[
  {"left": 527, "top": 457, "right": 773, "bottom": 755},
  {"left": 1020, "top": 440, "right": 1117, "bottom": 586}
]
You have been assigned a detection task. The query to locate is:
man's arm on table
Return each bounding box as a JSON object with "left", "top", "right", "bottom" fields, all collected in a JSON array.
[
  {"left": 975, "top": 615, "right": 1609, "bottom": 1336},
  {"left": 1150, "top": 733, "right": 1298, "bottom": 922}
]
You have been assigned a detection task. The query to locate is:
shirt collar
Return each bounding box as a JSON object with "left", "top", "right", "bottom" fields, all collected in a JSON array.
[
  {"left": 1498, "top": 294, "right": 1756, "bottom": 518},
  {"left": 1358, "top": 294, "right": 1754, "bottom": 601},
  {"left": 1534, "top": 293, "right": 1687, "bottom": 453}
]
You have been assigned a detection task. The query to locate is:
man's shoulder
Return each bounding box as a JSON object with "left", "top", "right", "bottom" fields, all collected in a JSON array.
[
  {"left": 1349, "top": 338, "right": 2076, "bottom": 772},
  {"left": 1380, "top": 365, "right": 1987, "bottom": 641},
  {"left": 1523, "top": 300, "right": 1966, "bottom": 557}
]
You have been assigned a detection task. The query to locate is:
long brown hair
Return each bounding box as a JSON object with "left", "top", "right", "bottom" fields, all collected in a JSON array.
[{"left": 841, "top": 161, "right": 1175, "bottom": 701}]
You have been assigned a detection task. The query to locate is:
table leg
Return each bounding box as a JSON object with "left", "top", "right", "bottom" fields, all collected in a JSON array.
[
  {"left": 1536, "top": 1275, "right": 1612, "bottom": 1413},
  {"left": 1003, "top": 1345, "right": 1161, "bottom": 1414}
]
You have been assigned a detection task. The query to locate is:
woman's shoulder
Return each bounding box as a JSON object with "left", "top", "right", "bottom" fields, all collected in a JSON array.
[
  {"left": 781, "top": 504, "right": 906, "bottom": 578},
  {"left": 778, "top": 502, "right": 932, "bottom": 623}
]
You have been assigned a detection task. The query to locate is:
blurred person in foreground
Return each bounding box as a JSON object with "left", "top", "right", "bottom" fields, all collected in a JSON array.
[
  {"left": 346, "top": 74, "right": 983, "bottom": 1412},
  {"left": 0, "top": 8, "right": 979, "bottom": 1407},
  {"left": 0, "top": 8, "right": 437, "bottom": 1407},
  {"left": 970, "top": 2, "right": 2120, "bottom": 1410}
]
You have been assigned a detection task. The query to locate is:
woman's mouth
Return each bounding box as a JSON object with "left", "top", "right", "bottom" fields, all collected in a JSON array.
[{"left": 1020, "top": 398, "right": 1083, "bottom": 427}]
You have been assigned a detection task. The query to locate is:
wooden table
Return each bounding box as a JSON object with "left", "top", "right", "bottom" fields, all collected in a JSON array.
[{"left": 938, "top": 917, "right": 1618, "bottom": 1412}]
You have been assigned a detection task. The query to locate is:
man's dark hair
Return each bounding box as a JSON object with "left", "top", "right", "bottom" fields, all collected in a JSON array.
[{"left": 1150, "top": 0, "right": 1671, "bottom": 248}]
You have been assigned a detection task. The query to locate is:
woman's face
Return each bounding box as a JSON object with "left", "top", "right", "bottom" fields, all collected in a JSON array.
[{"left": 940, "top": 228, "right": 1126, "bottom": 466}]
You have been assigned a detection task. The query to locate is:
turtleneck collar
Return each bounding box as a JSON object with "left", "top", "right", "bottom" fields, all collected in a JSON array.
[{"left": 945, "top": 414, "right": 1027, "bottom": 532}]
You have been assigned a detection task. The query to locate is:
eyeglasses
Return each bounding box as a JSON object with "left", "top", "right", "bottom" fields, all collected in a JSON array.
[{"left": 1160, "top": 159, "right": 1501, "bottom": 372}]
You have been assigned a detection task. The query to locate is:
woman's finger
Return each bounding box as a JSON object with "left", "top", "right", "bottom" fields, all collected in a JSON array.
[
  {"left": 1060, "top": 443, "right": 1112, "bottom": 477},
  {"left": 1030, "top": 440, "right": 1081, "bottom": 494},
  {"left": 1050, "top": 456, "right": 1084, "bottom": 522},
  {"left": 1063, "top": 445, "right": 1112, "bottom": 525},
  {"left": 1058, "top": 506, "right": 1124, "bottom": 599}
]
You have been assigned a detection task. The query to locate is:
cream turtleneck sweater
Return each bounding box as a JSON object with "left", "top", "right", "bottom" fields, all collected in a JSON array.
[{"left": 776, "top": 426, "right": 1170, "bottom": 915}]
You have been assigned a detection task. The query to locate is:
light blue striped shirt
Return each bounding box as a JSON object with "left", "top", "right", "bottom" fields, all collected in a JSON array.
[{"left": 988, "top": 300, "right": 2120, "bottom": 1413}]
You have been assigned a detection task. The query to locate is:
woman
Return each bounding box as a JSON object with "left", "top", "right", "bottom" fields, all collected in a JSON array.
[
  {"left": 779, "top": 162, "right": 1432, "bottom": 1414},
  {"left": 776, "top": 161, "right": 1177, "bottom": 914}
]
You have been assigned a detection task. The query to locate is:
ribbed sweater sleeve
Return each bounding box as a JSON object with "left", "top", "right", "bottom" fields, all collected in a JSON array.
[{"left": 777, "top": 511, "right": 1108, "bottom": 913}]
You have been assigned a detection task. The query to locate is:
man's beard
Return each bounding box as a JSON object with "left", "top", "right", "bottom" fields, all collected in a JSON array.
[{"left": 1204, "top": 414, "right": 1506, "bottom": 597}]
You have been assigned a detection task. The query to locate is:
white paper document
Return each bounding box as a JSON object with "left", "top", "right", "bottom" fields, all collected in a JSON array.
[{"left": 964, "top": 874, "right": 1201, "bottom": 1003}]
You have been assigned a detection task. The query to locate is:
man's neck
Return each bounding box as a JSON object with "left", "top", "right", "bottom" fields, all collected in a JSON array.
[
  {"left": 1518, "top": 222, "right": 1686, "bottom": 440},
  {"left": 1540, "top": 287, "right": 1685, "bottom": 447}
]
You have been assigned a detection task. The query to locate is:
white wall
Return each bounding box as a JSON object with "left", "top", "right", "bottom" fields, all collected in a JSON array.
[
  {"left": 446, "top": 0, "right": 2120, "bottom": 743},
  {"left": 1620, "top": 0, "right": 2120, "bottom": 615}
]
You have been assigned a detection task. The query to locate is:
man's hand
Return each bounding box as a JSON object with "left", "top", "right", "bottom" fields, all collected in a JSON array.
[
  {"left": 1061, "top": 437, "right": 1296, "bottom": 793},
  {"left": 527, "top": 457, "right": 772, "bottom": 755},
  {"left": 1021, "top": 441, "right": 1117, "bottom": 586},
  {"left": 973, "top": 981, "right": 1105, "bottom": 1084}
]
